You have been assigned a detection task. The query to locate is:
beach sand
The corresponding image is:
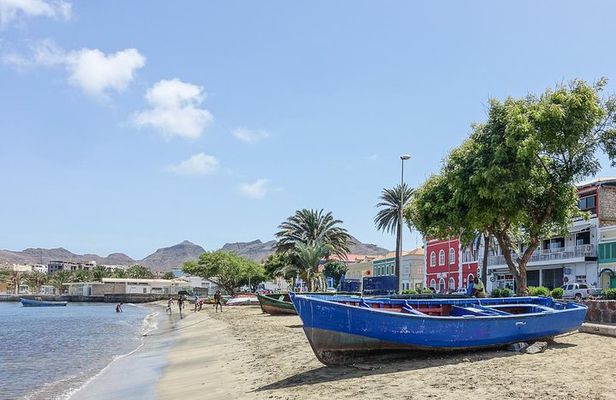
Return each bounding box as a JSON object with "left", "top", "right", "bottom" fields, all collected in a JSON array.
[{"left": 159, "top": 305, "right": 616, "bottom": 400}]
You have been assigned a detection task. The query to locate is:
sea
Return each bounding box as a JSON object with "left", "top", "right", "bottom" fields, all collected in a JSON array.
[{"left": 0, "top": 301, "right": 175, "bottom": 400}]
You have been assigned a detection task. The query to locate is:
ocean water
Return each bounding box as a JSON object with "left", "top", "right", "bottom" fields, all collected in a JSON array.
[{"left": 0, "top": 302, "right": 158, "bottom": 400}]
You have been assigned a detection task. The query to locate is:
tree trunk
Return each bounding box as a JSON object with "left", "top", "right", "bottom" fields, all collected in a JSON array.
[
  {"left": 394, "top": 221, "right": 402, "bottom": 294},
  {"left": 481, "top": 234, "right": 489, "bottom": 287},
  {"left": 492, "top": 231, "right": 540, "bottom": 295}
]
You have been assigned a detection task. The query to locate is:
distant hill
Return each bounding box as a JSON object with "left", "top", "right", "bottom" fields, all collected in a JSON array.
[
  {"left": 140, "top": 240, "right": 206, "bottom": 272},
  {"left": 0, "top": 240, "right": 205, "bottom": 272},
  {"left": 0, "top": 235, "right": 390, "bottom": 272},
  {"left": 219, "top": 235, "right": 390, "bottom": 262}
]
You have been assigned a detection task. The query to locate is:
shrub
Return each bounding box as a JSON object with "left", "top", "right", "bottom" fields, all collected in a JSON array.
[
  {"left": 603, "top": 288, "right": 616, "bottom": 300},
  {"left": 550, "top": 287, "right": 564, "bottom": 299},
  {"left": 500, "top": 288, "right": 513, "bottom": 297},
  {"left": 421, "top": 289, "right": 433, "bottom": 294},
  {"left": 490, "top": 288, "right": 502, "bottom": 297},
  {"left": 401, "top": 290, "right": 418, "bottom": 295},
  {"left": 528, "top": 286, "right": 550, "bottom": 296}
]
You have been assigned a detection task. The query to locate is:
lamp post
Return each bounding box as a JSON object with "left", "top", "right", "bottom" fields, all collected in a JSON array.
[{"left": 396, "top": 154, "right": 411, "bottom": 293}]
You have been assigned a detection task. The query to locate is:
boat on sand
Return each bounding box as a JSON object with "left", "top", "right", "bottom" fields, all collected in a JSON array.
[
  {"left": 290, "top": 293, "right": 587, "bottom": 365},
  {"left": 257, "top": 292, "right": 297, "bottom": 315}
]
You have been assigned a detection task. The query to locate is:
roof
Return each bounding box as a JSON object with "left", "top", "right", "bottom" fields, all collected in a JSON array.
[
  {"left": 576, "top": 177, "right": 616, "bottom": 190},
  {"left": 102, "top": 278, "right": 183, "bottom": 284},
  {"left": 62, "top": 281, "right": 105, "bottom": 286}
]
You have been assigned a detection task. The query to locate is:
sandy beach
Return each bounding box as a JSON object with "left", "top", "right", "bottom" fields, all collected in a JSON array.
[{"left": 158, "top": 305, "right": 616, "bottom": 400}]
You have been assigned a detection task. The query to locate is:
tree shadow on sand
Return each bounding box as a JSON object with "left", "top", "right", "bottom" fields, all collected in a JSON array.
[{"left": 254, "top": 339, "right": 577, "bottom": 392}]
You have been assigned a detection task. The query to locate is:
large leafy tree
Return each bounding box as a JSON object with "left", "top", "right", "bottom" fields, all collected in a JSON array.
[
  {"left": 274, "top": 209, "right": 352, "bottom": 259},
  {"left": 182, "top": 251, "right": 262, "bottom": 294},
  {"left": 408, "top": 79, "right": 616, "bottom": 294}
]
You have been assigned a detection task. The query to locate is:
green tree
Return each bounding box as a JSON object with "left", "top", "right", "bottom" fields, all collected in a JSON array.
[
  {"left": 408, "top": 79, "right": 616, "bottom": 294},
  {"left": 294, "top": 241, "right": 332, "bottom": 292},
  {"left": 323, "top": 260, "right": 348, "bottom": 288},
  {"left": 92, "top": 266, "right": 110, "bottom": 282},
  {"left": 263, "top": 253, "right": 294, "bottom": 279},
  {"left": 182, "top": 251, "right": 257, "bottom": 294},
  {"left": 72, "top": 269, "right": 92, "bottom": 282},
  {"left": 49, "top": 270, "right": 73, "bottom": 294},
  {"left": 241, "top": 262, "right": 267, "bottom": 292},
  {"left": 126, "top": 265, "right": 155, "bottom": 279},
  {"left": 274, "top": 209, "right": 352, "bottom": 259},
  {"left": 374, "top": 183, "right": 414, "bottom": 285},
  {"left": 112, "top": 268, "right": 127, "bottom": 278},
  {"left": 161, "top": 271, "right": 175, "bottom": 280},
  {"left": 26, "top": 271, "right": 48, "bottom": 293}
]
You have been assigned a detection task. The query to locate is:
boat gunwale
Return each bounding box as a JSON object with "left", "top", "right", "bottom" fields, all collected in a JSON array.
[{"left": 291, "top": 294, "right": 587, "bottom": 321}]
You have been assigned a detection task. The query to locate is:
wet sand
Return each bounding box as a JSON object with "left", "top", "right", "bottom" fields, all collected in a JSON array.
[{"left": 159, "top": 305, "right": 616, "bottom": 400}]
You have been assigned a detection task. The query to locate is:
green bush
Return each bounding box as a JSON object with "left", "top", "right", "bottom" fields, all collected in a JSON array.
[
  {"left": 490, "top": 288, "right": 502, "bottom": 297},
  {"left": 401, "top": 289, "right": 418, "bottom": 295},
  {"left": 528, "top": 286, "right": 550, "bottom": 296},
  {"left": 500, "top": 288, "right": 513, "bottom": 297},
  {"left": 603, "top": 288, "right": 616, "bottom": 300},
  {"left": 550, "top": 287, "right": 564, "bottom": 299},
  {"left": 421, "top": 289, "right": 433, "bottom": 294}
]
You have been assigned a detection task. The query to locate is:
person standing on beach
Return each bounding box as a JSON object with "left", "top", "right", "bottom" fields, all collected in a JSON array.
[
  {"left": 466, "top": 279, "right": 475, "bottom": 297},
  {"left": 194, "top": 293, "right": 199, "bottom": 312},
  {"left": 166, "top": 297, "right": 174, "bottom": 314},
  {"left": 115, "top": 303, "right": 123, "bottom": 313},
  {"left": 473, "top": 277, "right": 485, "bottom": 298},
  {"left": 214, "top": 290, "right": 223, "bottom": 313}
]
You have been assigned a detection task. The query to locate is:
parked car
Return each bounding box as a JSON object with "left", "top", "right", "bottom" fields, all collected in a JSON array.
[{"left": 560, "top": 283, "right": 600, "bottom": 300}]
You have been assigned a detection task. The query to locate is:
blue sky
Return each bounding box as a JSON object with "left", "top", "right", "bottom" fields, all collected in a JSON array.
[{"left": 2, "top": 1, "right": 616, "bottom": 259}]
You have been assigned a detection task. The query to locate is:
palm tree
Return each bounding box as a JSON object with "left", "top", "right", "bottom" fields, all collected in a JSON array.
[
  {"left": 49, "top": 270, "right": 72, "bottom": 294},
  {"left": 26, "top": 271, "right": 48, "bottom": 294},
  {"left": 7, "top": 270, "right": 24, "bottom": 294},
  {"left": 294, "top": 241, "right": 332, "bottom": 292},
  {"left": 92, "top": 266, "right": 109, "bottom": 282},
  {"left": 274, "top": 209, "right": 352, "bottom": 259},
  {"left": 374, "top": 183, "right": 414, "bottom": 285}
]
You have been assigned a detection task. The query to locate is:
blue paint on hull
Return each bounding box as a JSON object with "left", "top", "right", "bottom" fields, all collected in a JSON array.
[{"left": 290, "top": 294, "right": 586, "bottom": 363}]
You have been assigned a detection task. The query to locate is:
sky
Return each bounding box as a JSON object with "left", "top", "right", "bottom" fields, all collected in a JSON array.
[{"left": 2, "top": 1, "right": 616, "bottom": 259}]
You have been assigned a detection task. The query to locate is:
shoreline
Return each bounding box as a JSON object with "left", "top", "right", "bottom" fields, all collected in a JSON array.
[{"left": 67, "top": 302, "right": 179, "bottom": 400}]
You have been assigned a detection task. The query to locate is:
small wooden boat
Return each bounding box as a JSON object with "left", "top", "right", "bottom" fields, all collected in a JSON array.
[
  {"left": 226, "top": 295, "right": 259, "bottom": 306},
  {"left": 290, "top": 293, "right": 587, "bottom": 365},
  {"left": 21, "top": 298, "right": 68, "bottom": 307},
  {"left": 257, "top": 292, "right": 297, "bottom": 315}
]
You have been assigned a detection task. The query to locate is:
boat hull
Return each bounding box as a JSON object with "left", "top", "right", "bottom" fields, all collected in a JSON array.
[
  {"left": 291, "top": 294, "right": 587, "bottom": 365},
  {"left": 20, "top": 298, "right": 68, "bottom": 307},
  {"left": 257, "top": 293, "right": 297, "bottom": 315}
]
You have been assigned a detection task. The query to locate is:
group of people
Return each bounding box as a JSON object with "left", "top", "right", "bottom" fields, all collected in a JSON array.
[
  {"left": 165, "top": 290, "right": 224, "bottom": 314},
  {"left": 466, "top": 276, "right": 485, "bottom": 298}
]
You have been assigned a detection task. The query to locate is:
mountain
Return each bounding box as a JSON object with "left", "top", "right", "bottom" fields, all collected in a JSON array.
[
  {"left": 220, "top": 240, "right": 276, "bottom": 262},
  {"left": 0, "top": 241, "right": 205, "bottom": 272},
  {"left": 219, "top": 235, "right": 390, "bottom": 262},
  {"left": 140, "top": 240, "right": 206, "bottom": 272}
]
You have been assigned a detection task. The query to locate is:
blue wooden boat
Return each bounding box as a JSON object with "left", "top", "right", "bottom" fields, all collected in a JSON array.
[
  {"left": 20, "top": 298, "right": 68, "bottom": 307},
  {"left": 289, "top": 293, "right": 587, "bottom": 365}
]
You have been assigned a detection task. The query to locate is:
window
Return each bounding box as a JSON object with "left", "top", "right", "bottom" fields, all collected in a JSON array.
[
  {"left": 578, "top": 196, "right": 596, "bottom": 213},
  {"left": 439, "top": 250, "right": 445, "bottom": 265},
  {"left": 430, "top": 279, "right": 436, "bottom": 289},
  {"left": 430, "top": 252, "right": 436, "bottom": 267},
  {"left": 576, "top": 231, "right": 590, "bottom": 246},
  {"left": 448, "top": 277, "right": 456, "bottom": 291},
  {"left": 449, "top": 248, "right": 455, "bottom": 264},
  {"left": 439, "top": 278, "right": 446, "bottom": 292}
]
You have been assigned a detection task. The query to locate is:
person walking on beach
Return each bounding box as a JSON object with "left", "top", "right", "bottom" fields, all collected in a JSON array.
[
  {"left": 115, "top": 303, "right": 123, "bottom": 313},
  {"left": 214, "top": 290, "right": 223, "bottom": 313},
  {"left": 178, "top": 295, "right": 184, "bottom": 313},
  {"left": 166, "top": 297, "right": 174, "bottom": 314},
  {"left": 194, "top": 293, "right": 199, "bottom": 312}
]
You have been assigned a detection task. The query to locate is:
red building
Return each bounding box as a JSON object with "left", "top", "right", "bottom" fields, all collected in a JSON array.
[{"left": 424, "top": 238, "right": 479, "bottom": 293}]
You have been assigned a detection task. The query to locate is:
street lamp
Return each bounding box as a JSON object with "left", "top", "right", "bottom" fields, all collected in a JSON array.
[{"left": 396, "top": 154, "right": 411, "bottom": 293}]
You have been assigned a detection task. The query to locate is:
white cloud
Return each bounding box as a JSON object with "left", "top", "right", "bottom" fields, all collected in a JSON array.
[
  {"left": 133, "top": 79, "right": 213, "bottom": 140},
  {"left": 232, "top": 127, "right": 270, "bottom": 143},
  {"left": 3, "top": 40, "right": 146, "bottom": 97},
  {"left": 0, "top": 0, "right": 71, "bottom": 26},
  {"left": 166, "top": 153, "right": 219, "bottom": 176},
  {"left": 239, "top": 178, "right": 268, "bottom": 199}
]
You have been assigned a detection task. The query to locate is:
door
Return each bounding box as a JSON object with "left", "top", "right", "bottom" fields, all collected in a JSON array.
[{"left": 611, "top": 276, "right": 616, "bottom": 289}]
